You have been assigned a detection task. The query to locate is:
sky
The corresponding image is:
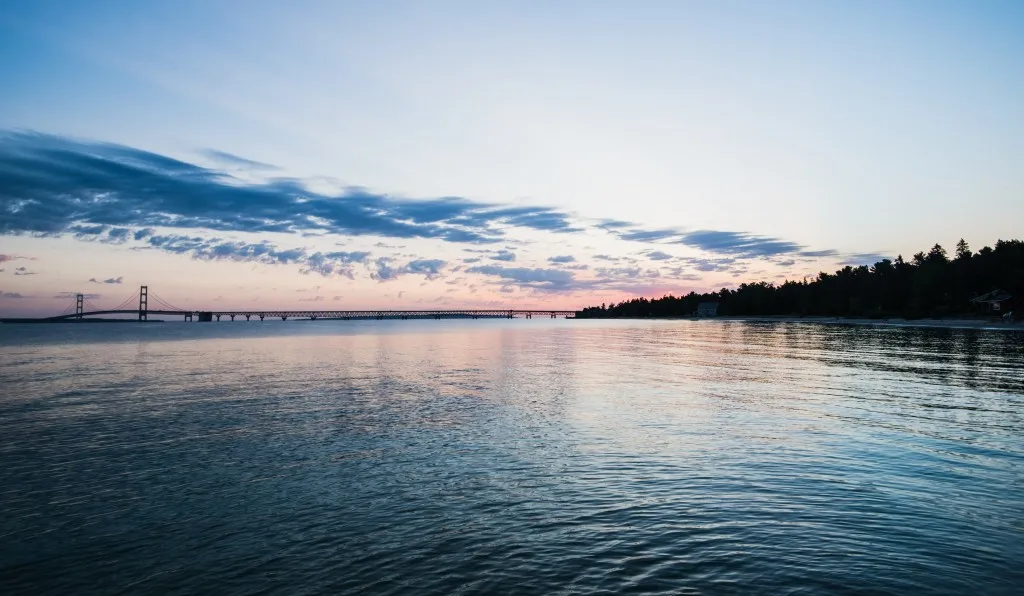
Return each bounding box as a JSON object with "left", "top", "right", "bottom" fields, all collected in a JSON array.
[{"left": 1, "top": 0, "right": 1022, "bottom": 316}]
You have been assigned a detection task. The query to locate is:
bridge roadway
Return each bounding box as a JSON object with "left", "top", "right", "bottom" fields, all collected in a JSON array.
[{"left": 24, "top": 308, "right": 578, "bottom": 322}]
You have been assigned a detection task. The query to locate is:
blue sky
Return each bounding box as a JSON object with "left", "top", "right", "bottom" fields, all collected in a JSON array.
[{"left": 1, "top": 1, "right": 1022, "bottom": 314}]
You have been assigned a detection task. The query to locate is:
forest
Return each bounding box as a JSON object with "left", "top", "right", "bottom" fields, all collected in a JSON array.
[{"left": 576, "top": 239, "right": 1023, "bottom": 319}]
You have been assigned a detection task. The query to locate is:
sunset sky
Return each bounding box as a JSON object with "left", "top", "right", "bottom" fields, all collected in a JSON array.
[{"left": 2, "top": 1, "right": 1022, "bottom": 316}]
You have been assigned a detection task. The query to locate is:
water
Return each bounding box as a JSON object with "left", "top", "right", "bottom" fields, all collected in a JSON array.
[{"left": 1, "top": 319, "right": 1022, "bottom": 594}]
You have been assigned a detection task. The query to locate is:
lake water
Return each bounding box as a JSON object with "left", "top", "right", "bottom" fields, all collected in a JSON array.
[{"left": 1, "top": 319, "right": 1022, "bottom": 594}]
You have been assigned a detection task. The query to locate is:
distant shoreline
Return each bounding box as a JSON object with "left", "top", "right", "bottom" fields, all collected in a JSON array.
[
  {"left": 589, "top": 315, "right": 1022, "bottom": 331},
  {"left": 729, "top": 315, "right": 1024, "bottom": 331}
]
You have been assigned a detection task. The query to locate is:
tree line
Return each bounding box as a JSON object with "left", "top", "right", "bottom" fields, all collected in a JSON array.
[{"left": 576, "top": 239, "right": 1023, "bottom": 319}]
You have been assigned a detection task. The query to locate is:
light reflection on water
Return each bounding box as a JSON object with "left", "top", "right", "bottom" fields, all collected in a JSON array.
[{"left": 1, "top": 319, "right": 1022, "bottom": 594}]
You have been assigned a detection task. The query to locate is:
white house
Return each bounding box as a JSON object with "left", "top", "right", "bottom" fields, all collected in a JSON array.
[{"left": 697, "top": 302, "right": 719, "bottom": 317}]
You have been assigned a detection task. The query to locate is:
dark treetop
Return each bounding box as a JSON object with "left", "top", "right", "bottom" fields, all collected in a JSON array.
[{"left": 577, "top": 239, "right": 1024, "bottom": 319}]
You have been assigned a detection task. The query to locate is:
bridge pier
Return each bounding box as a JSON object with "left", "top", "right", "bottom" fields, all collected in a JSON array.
[
  {"left": 245, "top": 314, "right": 250, "bottom": 321},
  {"left": 551, "top": 313, "right": 556, "bottom": 318},
  {"left": 310, "top": 315, "right": 317, "bottom": 320},
  {"left": 281, "top": 316, "right": 288, "bottom": 321},
  {"left": 138, "top": 285, "right": 148, "bottom": 321},
  {"left": 259, "top": 314, "right": 265, "bottom": 321},
  {"left": 230, "top": 314, "right": 235, "bottom": 321},
  {"left": 216, "top": 314, "right": 221, "bottom": 321}
]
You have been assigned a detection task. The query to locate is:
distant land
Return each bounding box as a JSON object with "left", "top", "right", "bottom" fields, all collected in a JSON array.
[
  {"left": 0, "top": 318, "right": 165, "bottom": 324},
  {"left": 578, "top": 239, "right": 1023, "bottom": 320}
]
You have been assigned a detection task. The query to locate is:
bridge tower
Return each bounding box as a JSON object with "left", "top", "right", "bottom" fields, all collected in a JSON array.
[
  {"left": 138, "top": 285, "right": 148, "bottom": 321},
  {"left": 75, "top": 293, "right": 83, "bottom": 320}
]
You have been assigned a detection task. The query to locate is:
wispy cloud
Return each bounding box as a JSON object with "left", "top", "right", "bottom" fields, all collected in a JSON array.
[
  {"left": 838, "top": 253, "right": 891, "bottom": 266},
  {"left": 673, "top": 230, "right": 802, "bottom": 257},
  {"left": 0, "top": 132, "right": 840, "bottom": 266},
  {"left": 678, "top": 256, "right": 736, "bottom": 272},
  {"left": 664, "top": 268, "right": 703, "bottom": 281},
  {"left": 618, "top": 229, "right": 680, "bottom": 242},
  {"left": 466, "top": 265, "right": 576, "bottom": 291},
  {"left": 466, "top": 263, "right": 689, "bottom": 294},
  {"left": 136, "top": 234, "right": 377, "bottom": 278},
  {"left": 0, "top": 132, "right": 579, "bottom": 246},
  {"left": 301, "top": 251, "right": 371, "bottom": 278},
  {"left": 609, "top": 226, "right": 836, "bottom": 259},
  {"left": 594, "top": 267, "right": 661, "bottom": 280},
  {"left": 200, "top": 149, "right": 280, "bottom": 171},
  {"left": 403, "top": 259, "right": 446, "bottom": 280},
  {"left": 646, "top": 251, "right": 673, "bottom": 261},
  {"left": 547, "top": 255, "right": 576, "bottom": 264},
  {"left": 798, "top": 249, "right": 839, "bottom": 258},
  {"left": 89, "top": 276, "right": 124, "bottom": 284},
  {"left": 596, "top": 219, "right": 633, "bottom": 230},
  {"left": 370, "top": 257, "right": 447, "bottom": 281}
]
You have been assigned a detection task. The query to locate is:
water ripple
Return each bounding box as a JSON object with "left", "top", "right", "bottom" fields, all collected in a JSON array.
[{"left": 1, "top": 319, "right": 1022, "bottom": 594}]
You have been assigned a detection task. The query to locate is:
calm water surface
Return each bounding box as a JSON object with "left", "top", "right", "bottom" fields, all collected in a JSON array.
[{"left": 1, "top": 319, "right": 1022, "bottom": 594}]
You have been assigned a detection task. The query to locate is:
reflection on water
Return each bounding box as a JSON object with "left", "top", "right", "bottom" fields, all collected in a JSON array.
[{"left": 1, "top": 319, "right": 1022, "bottom": 594}]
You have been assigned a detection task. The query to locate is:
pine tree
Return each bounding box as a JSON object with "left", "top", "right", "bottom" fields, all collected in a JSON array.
[
  {"left": 927, "top": 244, "right": 948, "bottom": 264},
  {"left": 956, "top": 238, "right": 971, "bottom": 260}
]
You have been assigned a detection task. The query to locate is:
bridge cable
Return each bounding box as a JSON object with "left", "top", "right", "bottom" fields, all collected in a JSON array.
[
  {"left": 108, "top": 291, "right": 140, "bottom": 312},
  {"left": 148, "top": 295, "right": 174, "bottom": 310},
  {"left": 109, "top": 298, "right": 133, "bottom": 311},
  {"left": 114, "top": 291, "right": 139, "bottom": 309},
  {"left": 148, "top": 291, "right": 186, "bottom": 312},
  {"left": 148, "top": 292, "right": 180, "bottom": 310},
  {"left": 149, "top": 294, "right": 177, "bottom": 310}
]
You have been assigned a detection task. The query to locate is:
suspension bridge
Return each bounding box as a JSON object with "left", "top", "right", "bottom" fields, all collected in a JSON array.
[{"left": 1, "top": 286, "right": 578, "bottom": 323}]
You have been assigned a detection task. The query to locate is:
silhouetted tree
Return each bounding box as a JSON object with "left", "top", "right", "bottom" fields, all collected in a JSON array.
[
  {"left": 576, "top": 238, "right": 1023, "bottom": 319},
  {"left": 956, "top": 239, "right": 971, "bottom": 261}
]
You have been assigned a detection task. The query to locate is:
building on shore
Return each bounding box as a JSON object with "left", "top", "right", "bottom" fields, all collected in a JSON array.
[
  {"left": 696, "top": 302, "right": 719, "bottom": 317},
  {"left": 970, "top": 289, "right": 1014, "bottom": 314}
]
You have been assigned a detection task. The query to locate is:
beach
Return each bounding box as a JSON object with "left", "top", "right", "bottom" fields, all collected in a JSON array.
[{"left": 718, "top": 315, "right": 1022, "bottom": 331}]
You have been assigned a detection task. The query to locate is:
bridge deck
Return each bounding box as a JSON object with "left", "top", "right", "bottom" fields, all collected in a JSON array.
[
  {"left": 5, "top": 308, "right": 579, "bottom": 323},
  {"left": 2, "top": 285, "right": 582, "bottom": 323}
]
